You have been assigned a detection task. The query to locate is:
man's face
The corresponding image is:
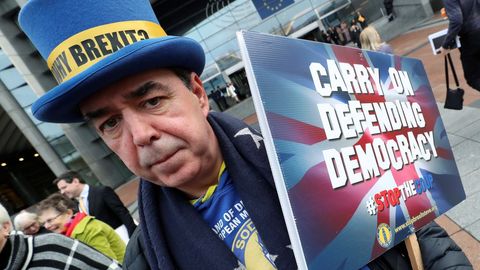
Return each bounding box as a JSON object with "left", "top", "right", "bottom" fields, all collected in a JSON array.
[
  {"left": 56, "top": 179, "right": 82, "bottom": 198},
  {"left": 22, "top": 219, "right": 40, "bottom": 235},
  {"left": 80, "top": 69, "right": 222, "bottom": 196}
]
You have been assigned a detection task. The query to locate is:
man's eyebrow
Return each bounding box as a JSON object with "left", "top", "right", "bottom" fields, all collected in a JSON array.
[
  {"left": 123, "top": 81, "right": 170, "bottom": 100},
  {"left": 83, "top": 81, "right": 170, "bottom": 121},
  {"left": 83, "top": 107, "right": 110, "bottom": 121}
]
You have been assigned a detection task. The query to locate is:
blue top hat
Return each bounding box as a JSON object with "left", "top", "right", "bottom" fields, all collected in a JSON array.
[{"left": 19, "top": 0, "right": 205, "bottom": 123}]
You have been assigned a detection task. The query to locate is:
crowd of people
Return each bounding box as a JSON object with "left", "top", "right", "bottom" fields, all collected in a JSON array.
[
  {"left": 316, "top": 12, "right": 367, "bottom": 48},
  {"left": 1, "top": 203, "right": 123, "bottom": 269},
  {"left": 0, "top": 0, "right": 474, "bottom": 269},
  {"left": 208, "top": 82, "right": 241, "bottom": 111},
  {"left": 319, "top": 23, "right": 359, "bottom": 48},
  {"left": 1, "top": 171, "right": 136, "bottom": 269},
  {"left": 316, "top": 12, "right": 393, "bottom": 54}
]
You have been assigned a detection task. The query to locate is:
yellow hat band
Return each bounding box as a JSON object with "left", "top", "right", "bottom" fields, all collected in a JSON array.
[{"left": 47, "top": 20, "right": 166, "bottom": 83}]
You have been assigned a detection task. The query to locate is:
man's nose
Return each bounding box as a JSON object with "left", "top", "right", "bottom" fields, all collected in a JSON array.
[{"left": 126, "top": 113, "right": 160, "bottom": 146}]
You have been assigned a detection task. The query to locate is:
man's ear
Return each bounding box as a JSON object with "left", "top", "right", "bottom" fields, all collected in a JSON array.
[
  {"left": 190, "top": 73, "right": 210, "bottom": 115},
  {"left": 1, "top": 221, "right": 11, "bottom": 235}
]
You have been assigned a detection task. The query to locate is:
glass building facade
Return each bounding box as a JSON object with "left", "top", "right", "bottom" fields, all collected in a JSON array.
[{"left": 188, "top": 0, "right": 386, "bottom": 96}]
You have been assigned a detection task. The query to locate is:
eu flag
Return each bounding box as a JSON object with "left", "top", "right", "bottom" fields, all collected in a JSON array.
[{"left": 252, "top": 0, "right": 295, "bottom": 19}]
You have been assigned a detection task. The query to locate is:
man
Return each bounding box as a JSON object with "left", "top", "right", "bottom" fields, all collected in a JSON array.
[
  {"left": 441, "top": 0, "right": 480, "bottom": 91},
  {"left": 19, "top": 0, "right": 472, "bottom": 269},
  {"left": 212, "top": 85, "right": 228, "bottom": 111},
  {"left": 384, "top": 0, "right": 395, "bottom": 21},
  {"left": 13, "top": 210, "right": 50, "bottom": 235},
  {"left": 54, "top": 171, "right": 136, "bottom": 242},
  {"left": 0, "top": 203, "right": 122, "bottom": 269}
]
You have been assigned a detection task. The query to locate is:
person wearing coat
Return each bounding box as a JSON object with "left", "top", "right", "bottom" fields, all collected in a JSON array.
[
  {"left": 54, "top": 170, "right": 137, "bottom": 243},
  {"left": 441, "top": 0, "right": 480, "bottom": 91},
  {"left": 226, "top": 82, "right": 240, "bottom": 103},
  {"left": 359, "top": 26, "right": 394, "bottom": 54},
  {"left": 38, "top": 193, "right": 126, "bottom": 263},
  {"left": 1, "top": 202, "right": 122, "bottom": 270},
  {"left": 13, "top": 210, "right": 50, "bottom": 235}
]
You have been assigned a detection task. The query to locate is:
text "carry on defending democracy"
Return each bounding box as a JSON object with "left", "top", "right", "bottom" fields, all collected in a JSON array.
[{"left": 309, "top": 59, "right": 437, "bottom": 190}]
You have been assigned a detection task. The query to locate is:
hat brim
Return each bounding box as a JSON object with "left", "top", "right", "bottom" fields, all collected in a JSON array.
[{"left": 32, "top": 36, "right": 205, "bottom": 123}]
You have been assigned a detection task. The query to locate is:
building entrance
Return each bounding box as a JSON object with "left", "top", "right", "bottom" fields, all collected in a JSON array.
[
  {"left": 0, "top": 149, "right": 57, "bottom": 213},
  {"left": 229, "top": 69, "right": 250, "bottom": 101}
]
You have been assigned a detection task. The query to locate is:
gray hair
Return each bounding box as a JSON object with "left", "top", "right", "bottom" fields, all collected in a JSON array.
[
  {"left": 13, "top": 211, "right": 38, "bottom": 230},
  {"left": 0, "top": 203, "right": 12, "bottom": 225}
]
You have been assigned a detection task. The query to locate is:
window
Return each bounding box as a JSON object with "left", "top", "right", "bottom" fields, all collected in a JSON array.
[
  {"left": 11, "top": 85, "right": 37, "bottom": 107},
  {"left": 0, "top": 68, "right": 26, "bottom": 90}
]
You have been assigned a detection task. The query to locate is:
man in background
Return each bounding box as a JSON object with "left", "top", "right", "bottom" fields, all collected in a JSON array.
[
  {"left": 213, "top": 85, "right": 228, "bottom": 111},
  {"left": 441, "top": 0, "right": 480, "bottom": 91},
  {"left": 13, "top": 210, "right": 50, "bottom": 235},
  {"left": 384, "top": 0, "right": 395, "bottom": 21},
  {"left": 54, "top": 170, "right": 136, "bottom": 243}
]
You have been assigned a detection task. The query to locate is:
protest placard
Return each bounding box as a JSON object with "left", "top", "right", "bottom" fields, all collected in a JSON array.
[{"left": 237, "top": 30, "right": 466, "bottom": 270}]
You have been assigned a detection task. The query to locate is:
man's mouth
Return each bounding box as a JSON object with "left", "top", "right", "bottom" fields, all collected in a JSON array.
[{"left": 148, "top": 149, "right": 178, "bottom": 168}]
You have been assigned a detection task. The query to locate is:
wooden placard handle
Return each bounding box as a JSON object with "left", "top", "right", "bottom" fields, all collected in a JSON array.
[{"left": 405, "top": 234, "right": 424, "bottom": 270}]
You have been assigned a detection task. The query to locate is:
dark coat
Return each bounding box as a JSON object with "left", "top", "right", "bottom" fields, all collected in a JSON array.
[
  {"left": 124, "top": 221, "right": 472, "bottom": 270},
  {"left": 87, "top": 185, "right": 137, "bottom": 236},
  {"left": 124, "top": 226, "right": 150, "bottom": 270},
  {"left": 368, "top": 221, "right": 472, "bottom": 270},
  {"left": 442, "top": 0, "right": 480, "bottom": 48}
]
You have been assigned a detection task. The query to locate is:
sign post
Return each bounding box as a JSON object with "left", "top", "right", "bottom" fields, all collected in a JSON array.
[{"left": 405, "top": 234, "right": 424, "bottom": 270}]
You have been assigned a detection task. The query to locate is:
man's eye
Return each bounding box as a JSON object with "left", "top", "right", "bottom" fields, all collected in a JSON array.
[
  {"left": 100, "top": 117, "right": 119, "bottom": 132},
  {"left": 143, "top": 97, "right": 161, "bottom": 108}
]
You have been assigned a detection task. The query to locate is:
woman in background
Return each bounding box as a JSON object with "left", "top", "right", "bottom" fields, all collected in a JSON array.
[
  {"left": 359, "top": 26, "right": 393, "bottom": 54},
  {"left": 38, "top": 193, "right": 126, "bottom": 263},
  {"left": 226, "top": 82, "right": 240, "bottom": 103},
  {"left": 356, "top": 11, "right": 368, "bottom": 28}
]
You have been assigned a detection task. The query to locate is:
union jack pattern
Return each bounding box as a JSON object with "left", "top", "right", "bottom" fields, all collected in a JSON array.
[{"left": 239, "top": 31, "right": 465, "bottom": 269}]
